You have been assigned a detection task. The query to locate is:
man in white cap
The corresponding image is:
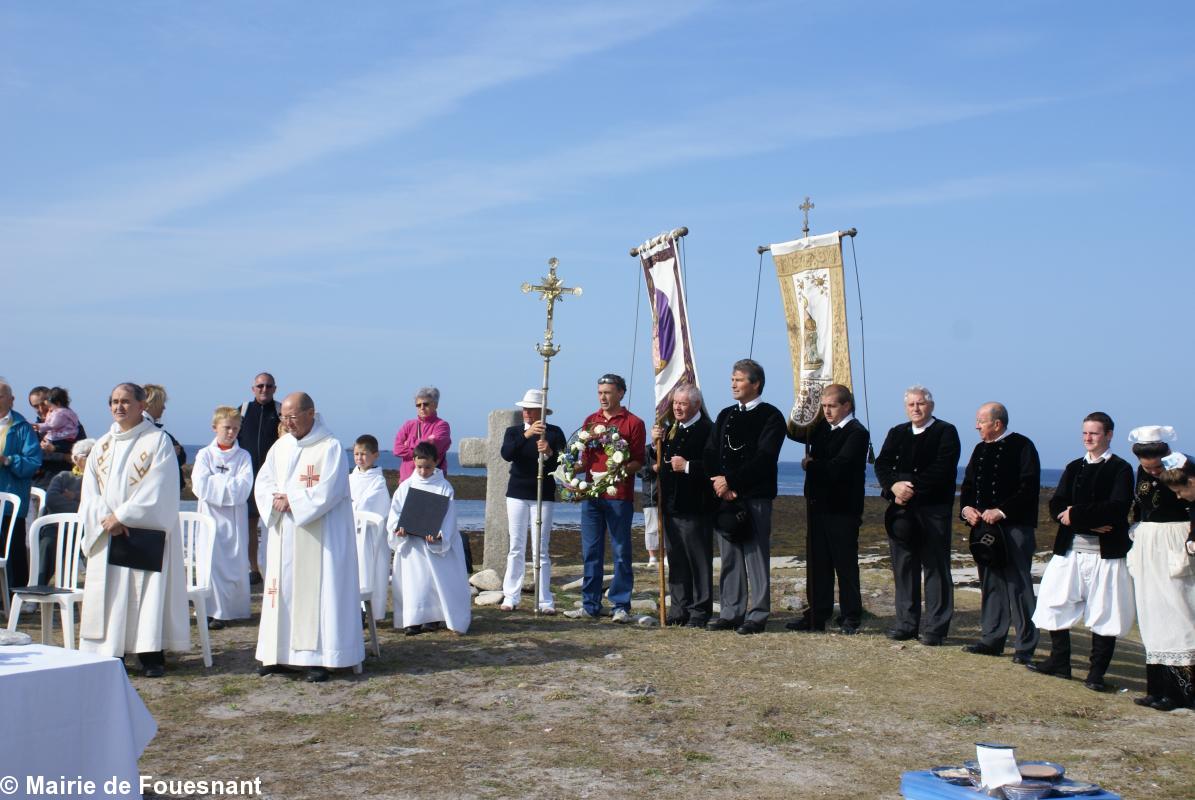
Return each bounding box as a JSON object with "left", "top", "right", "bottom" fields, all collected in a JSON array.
[
  {"left": 499, "top": 389, "right": 567, "bottom": 613},
  {"left": 1126, "top": 426, "right": 1195, "bottom": 711},
  {"left": 1028, "top": 411, "right": 1134, "bottom": 692}
]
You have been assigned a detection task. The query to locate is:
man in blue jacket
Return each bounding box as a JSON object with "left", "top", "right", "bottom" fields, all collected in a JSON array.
[{"left": 0, "top": 378, "right": 44, "bottom": 597}]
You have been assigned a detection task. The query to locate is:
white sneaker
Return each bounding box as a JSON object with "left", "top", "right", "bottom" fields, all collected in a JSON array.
[
  {"left": 611, "top": 608, "right": 632, "bottom": 624},
  {"left": 647, "top": 556, "right": 659, "bottom": 566},
  {"left": 564, "top": 608, "right": 599, "bottom": 620}
]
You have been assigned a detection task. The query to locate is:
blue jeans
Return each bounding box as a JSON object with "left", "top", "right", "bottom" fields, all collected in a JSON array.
[{"left": 580, "top": 498, "right": 634, "bottom": 614}]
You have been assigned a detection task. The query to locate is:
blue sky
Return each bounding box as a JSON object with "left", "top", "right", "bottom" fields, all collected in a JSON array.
[{"left": 3, "top": 1, "right": 1193, "bottom": 467}]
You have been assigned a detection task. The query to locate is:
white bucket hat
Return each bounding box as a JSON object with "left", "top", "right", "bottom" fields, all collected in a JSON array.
[{"left": 515, "top": 388, "right": 552, "bottom": 415}]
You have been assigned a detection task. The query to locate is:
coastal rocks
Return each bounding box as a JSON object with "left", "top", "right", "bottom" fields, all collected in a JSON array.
[
  {"left": 474, "top": 590, "right": 504, "bottom": 606},
  {"left": 781, "top": 595, "right": 806, "bottom": 612},
  {"left": 630, "top": 598, "right": 657, "bottom": 613},
  {"left": 469, "top": 569, "right": 503, "bottom": 592}
]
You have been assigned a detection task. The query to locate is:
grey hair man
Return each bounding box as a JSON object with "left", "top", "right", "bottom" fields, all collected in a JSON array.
[
  {"left": 873, "top": 385, "right": 961, "bottom": 645},
  {"left": 958, "top": 402, "right": 1042, "bottom": 663}
]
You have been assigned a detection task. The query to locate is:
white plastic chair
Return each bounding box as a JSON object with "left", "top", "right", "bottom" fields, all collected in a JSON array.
[
  {"left": 179, "top": 511, "right": 216, "bottom": 668},
  {"left": 28, "top": 487, "right": 47, "bottom": 520},
  {"left": 354, "top": 510, "right": 384, "bottom": 659},
  {"left": 7, "top": 513, "right": 85, "bottom": 648},
  {"left": 0, "top": 491, "right": 22, "bottom": 618}
]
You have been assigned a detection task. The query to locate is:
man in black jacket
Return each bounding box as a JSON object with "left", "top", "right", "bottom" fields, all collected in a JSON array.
[
  {"left": 787, "top": 383, "right": 870, "bottom": 634},
  {"left": 874, "top": 385, "right": 960, "bottom": 645},
  {"left": 703, "top": 359, "right": 786, "bottom": 635},
  {"left": 652, "top": 384, "right": 717, "bottom": 627},
  {"left": 959, "top": 402, "right": 1041, "bottom": 663},
  {"left": 1027, "top": 411, "right": 1134, "bottom": 692},
  {"left": 237, "top": 372, "right": 281, "bottom": 584}
]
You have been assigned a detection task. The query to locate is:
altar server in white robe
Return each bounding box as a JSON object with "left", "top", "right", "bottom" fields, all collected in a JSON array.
[
  {"left": 255, "top": 392, "right": 364, "bottom": 682},
  {"left": 387, "top": 442, "right": 472, "bottom": 635},
  {"left": 350, "top": 434, "right": 392, "bottom": 621},
  {"left": 191, "top": 405, "right": 254, "bottom": 626},
  {"left": 79, "top": 383, "right": 189, "bottom": 677}
]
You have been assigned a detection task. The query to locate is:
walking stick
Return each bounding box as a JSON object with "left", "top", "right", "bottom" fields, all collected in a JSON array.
[{"left": 523, "top": 258, "right": 581, "bottom": 617}]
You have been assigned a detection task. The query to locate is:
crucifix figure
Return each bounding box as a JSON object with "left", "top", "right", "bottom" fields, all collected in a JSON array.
[
  {"left": 215, "top": 463, "right": 229, "bottom": 473},
  {"left": 299, "top": 464, "right": 320, "bottom": 488},
  {"left": 520, "top": 257, "right": 581, "bottom": 615},
  {"left": 266, "top": 578, "right": 279, "bottom": 609},
  {"left": 800, "top": 196, "right": 815, "bottom": 239}
]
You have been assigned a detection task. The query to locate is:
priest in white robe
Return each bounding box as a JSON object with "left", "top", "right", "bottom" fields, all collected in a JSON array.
[
  {"left": 349, "top": 434, "right": 392, "bottom": 621},
  {"left": 387, "top": 442, "right": 472, "bottom": 634},
  {"left": 79, "top": 383, "right": 190, "bottom": 676},
  {"left": 191, "top": 406, "right": 255, "bottom": 625},
  {"left": 255, "top": 392, "right": 364, "bottom": 682}
]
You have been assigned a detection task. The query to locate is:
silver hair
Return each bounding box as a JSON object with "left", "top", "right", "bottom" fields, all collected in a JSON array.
[
  {"left": 904, "top": 385, "right": 934, "bottom": 404},
  {"left": 415, "top": 386, "right": 440, "bottom": 404},
  {"left": 71, "top": 438, "right": 96, "bottom": 458},
  {"left": 672, "top": 384, "right": 704, "bottom": 406}
]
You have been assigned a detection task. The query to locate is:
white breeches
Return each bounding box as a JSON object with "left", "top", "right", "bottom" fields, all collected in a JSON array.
[{"left": 1032, "top": 550, "right": 1135, "bottom": 637}]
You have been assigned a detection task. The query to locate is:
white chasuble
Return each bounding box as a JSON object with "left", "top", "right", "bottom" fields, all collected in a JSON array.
[
  {"left": 192, "top": 439, "right": 254, "bottom": 620},
  {"left": 350, "top": 467, "right": 392, "bottom": 620},
  {"left": 79, "top": 418, "right": 190, "bottom": 657},
  {"left": 387, "top": 469, "right": 472, "bottom": 633},
  {"left": 254, "top": 416, "right": 364, "bottom": 668}
]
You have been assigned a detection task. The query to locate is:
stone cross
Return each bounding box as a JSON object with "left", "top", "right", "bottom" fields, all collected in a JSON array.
[{"left": 459, "top": 408, "right": 521, "bottom": 571}]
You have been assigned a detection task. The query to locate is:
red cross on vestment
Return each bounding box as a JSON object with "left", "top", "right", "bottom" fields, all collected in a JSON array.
[
  {"left": 266, "top": 579, "right": 279, "bottom": 608},
  {"left": 299, "top": 464, "right": 320, "bottom": 488}
]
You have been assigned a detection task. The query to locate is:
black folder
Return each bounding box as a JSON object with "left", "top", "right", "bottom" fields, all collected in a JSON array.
[
  {"left": 14, "top": 585, "right": 73, "bottom": 596},
  {"left": 107, "top": 527, "right": 166, "bottom": 572},
  {"left": 396, "top": 488, "right": 450, "bottom": 539}
]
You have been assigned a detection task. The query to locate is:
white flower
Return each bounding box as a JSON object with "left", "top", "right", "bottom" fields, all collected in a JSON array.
[
  {"left": 606, "top": 485, "right": 618, "bottom": 496},
  {"left": 578, "top": 430, "right": 590, "bottom": 441},
  {"left": 570, "top": 478, "right": 580, "bottom": 488},
  {"left": 610, "top": 431, "right": 620, "bottom": 440},
  {"left": 578, "top": 481, "right": 589, "bottom": 491},
  {"left": 611, "top": 450, "right": 625, "bottom": 464},
  {"left": 593, "top": 425, "right": 607, "bottom": 435}
]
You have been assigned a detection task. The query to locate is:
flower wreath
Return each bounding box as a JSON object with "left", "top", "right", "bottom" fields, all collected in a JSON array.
[{"left": 552, "top": 422, "right": 631, "bottom": 502}]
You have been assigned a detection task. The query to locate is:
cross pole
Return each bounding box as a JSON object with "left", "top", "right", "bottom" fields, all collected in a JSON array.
[
  {"left": 521, "top": 257, "right": 581, "bottom": 616},
  {"left": 800, "top": 196, "right": 815, "bottom": 239}
]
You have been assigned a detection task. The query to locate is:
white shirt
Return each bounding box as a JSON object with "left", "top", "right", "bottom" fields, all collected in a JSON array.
[
  {"left": 830, "top": 412, "right": 855, "bottom": 431},
  {"left": 738, "top": 397, "right": 762, "bottom": 412},
  {"left": 1085, "top": 449, "right": 1112, "bottom": 464},
  {"left": 912, "top": 417, "right": 935, "bottom": 435}
]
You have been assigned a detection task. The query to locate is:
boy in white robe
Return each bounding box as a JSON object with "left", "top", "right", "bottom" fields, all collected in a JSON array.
[
  {"left": 191, "top": 405, "right": 254, "bottom": 626},
  {"left": 387, "top": 443, "right": 472, "bottom": 635},
  {"left": 79, "top": 383, "right": 190, "bottom": 677},
  {"left": 254, "top": 392, "right": 364, "bottom": 682},
  {"left": 349, "top": 434, "right": 391, "bottom": 621}
]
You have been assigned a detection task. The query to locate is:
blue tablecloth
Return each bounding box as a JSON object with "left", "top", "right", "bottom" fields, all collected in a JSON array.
[{"left": 900, "top": 770, "right": 1121, "bottom": 800}]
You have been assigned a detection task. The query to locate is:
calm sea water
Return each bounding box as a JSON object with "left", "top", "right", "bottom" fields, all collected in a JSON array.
[{"left": 185, "top": 445, "right": 1063, "bottom": 533}]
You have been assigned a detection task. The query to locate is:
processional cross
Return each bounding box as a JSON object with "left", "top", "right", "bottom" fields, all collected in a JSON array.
[
  {"left": 800, "top": 196, "right": 815, "bottom": 239},
  {"left": 521, "top": 257, "right": 582, "bottom": 615}
]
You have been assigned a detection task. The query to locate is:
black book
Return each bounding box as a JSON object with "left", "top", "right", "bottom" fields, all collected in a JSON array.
[
  {"left": 15, "top": 585, "right": 74, "bottom": 596},
  {"left": 396, "top": 488, "right": 450, "bottom": 539},
  {"left": 108, "top": 527, "right": 166, "bottom": 572}
]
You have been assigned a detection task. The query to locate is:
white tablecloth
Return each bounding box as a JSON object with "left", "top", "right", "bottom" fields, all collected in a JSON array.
[{"left": 0, "top": 644, "right": 157, "bottom": 799}]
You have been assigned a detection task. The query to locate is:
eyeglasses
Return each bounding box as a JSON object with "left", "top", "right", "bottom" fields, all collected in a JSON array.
[
  {"left": 280, "top": 412, "right": 310, "bottom": 422},
  {"left": 255, "top": 384, "right": 275, "bottom": 390},
  {"left": 415, "top": 402, "right": 433, "bottom": 408}
]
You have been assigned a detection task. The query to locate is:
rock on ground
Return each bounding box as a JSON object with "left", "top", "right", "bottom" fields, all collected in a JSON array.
[
  {"left": 474, "top": 590, "right": 504, "bottom": 606},
  {"left": 469, "top": 569, "right": 503, "bottom": 591}
]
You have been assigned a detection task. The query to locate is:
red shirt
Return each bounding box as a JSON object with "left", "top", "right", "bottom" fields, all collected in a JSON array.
[{"left": 580, "top": 407, "right": 646, "bottom": 502}]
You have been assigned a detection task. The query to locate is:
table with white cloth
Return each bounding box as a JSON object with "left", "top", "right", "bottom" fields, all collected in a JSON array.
[
  {"left": 900, "top": 770, "right": 1121, "bottom": 799},
  {"left": 0, "top": 644, "right": 157, "bottom": 800}
]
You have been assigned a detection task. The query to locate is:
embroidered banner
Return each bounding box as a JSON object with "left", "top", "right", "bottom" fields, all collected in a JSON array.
[
  {"left": 638, "top": 234, "right": 699, "bottom": 422},
  {"left": 770, "top": 231, "right": 852, "bottom": 438}
]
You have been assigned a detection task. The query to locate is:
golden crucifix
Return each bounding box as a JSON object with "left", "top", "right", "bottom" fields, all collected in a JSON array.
[
  {"left": 521, "top": 257, "right": 581, "bottom": 615},
  {"left": 800, "top": 196, "right": 815, "bottom": 238}
]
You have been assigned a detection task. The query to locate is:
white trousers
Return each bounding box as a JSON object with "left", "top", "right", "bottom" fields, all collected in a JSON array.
[
  {"left": 1032, "top": 550, "right": 1135, "bottom": 636},
  {"left": 644, "top": 506, "right": 659, "bottom": 552},
  {"left": 504, "top": 498, "right": 554, "bottom": 609}
]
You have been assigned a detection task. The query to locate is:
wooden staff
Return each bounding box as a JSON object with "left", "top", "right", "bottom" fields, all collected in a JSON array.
[
  {"left": 653, "top": 424, "right": 668, "bottom": 627},
  {"left": 522, "top": 258, "right": 581, "bottom": 616}
]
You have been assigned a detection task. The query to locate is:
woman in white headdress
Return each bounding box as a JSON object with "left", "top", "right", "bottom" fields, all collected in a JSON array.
[{"left": 1127, "top": 428, "right": 1195, "bottom": 711}]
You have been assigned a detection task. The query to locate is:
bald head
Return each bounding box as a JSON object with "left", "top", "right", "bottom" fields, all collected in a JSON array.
[
  {"left": 280, "top": 392, "right": 316, "bottom": 439},
  {"left": 975, "top": 402, "right": 1008, "bottom": 442}
]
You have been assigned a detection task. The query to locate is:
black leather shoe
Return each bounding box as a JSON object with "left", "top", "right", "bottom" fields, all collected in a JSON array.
[
  {"left": 1011, "top": 654, "right": 1032, "bottom": 666},
  {"left": 735, "top": 621, "right": 766, "bottom": 635},
  {"left": 404, "top": 625, "right": 424, "bottom": 636},
  {"left": 962, "top": 642, "right": 1002, "bottom": 656},
  {"left": 257, "top": 664, "right": 294, "bottom": 676},
  {"left": 207, "top": 617, "right": 225, "bottom": 630},
  {"left": 918, "top": 634, "right": 943, "bottom": 646},
  {"left": 785, "top": 617, "right": 825, "bottom": 632},
  {"left": 687, "top": 618, "right": 709, "bottom": 629},
  {"left": 305, "top": 667, "right": 330, "bottom": 683},
  {"left": 706, "top": 618, "right": 738, "bottom": 631},
  {"left": 839, "top": 625, "right": 861, "bottom": 636},
  {"left": 142, "top": 664, "right": 165, "bottom": 678},
  {"left": 1084, "top": 678, "right": 1108, "bottom": 692},
  {"left": 1133, "top": 694, "right": 1160, "bottom": 707},
  {"left": 249, "top": 570, "right": 263, "bottom": 586},
  {"left": 1025, "top": 660, "right": 1072, "bottom": 679},
  {"left": 886, "top": 629, "right": 916, "bottom": 641},
  {"left": 665, "top": 616, "right": 689, "bottom": 627},
  {"left": 1150, "top": 697, "right": 1178, "bottom": 712}
]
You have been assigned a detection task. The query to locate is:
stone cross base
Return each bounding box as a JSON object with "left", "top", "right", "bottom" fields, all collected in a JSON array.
[{"left": 459, "top": 409, "right": 520, "bottom": 572}]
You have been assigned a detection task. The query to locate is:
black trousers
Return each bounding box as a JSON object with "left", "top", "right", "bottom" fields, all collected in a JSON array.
[
  {"left": 807, "top": 511, "right": 862, "bottom": 627},
  {"left": 887, "top": 503, "right": 955, "bottom": 638},
  {"left": 3, "top": 515, "right": 29, "bottom": 595},
  {"left": 976, "top": 523, "right": 1039, "bottom": 656},
  {"left": 663, "top": 512, "right": 713, "bottom": 623}
]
